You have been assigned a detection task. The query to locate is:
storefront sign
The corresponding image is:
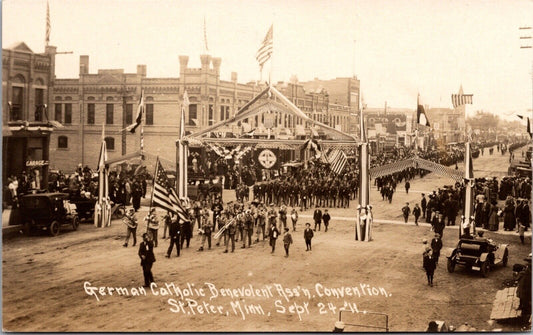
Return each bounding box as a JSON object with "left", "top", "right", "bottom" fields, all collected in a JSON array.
[{"left": 26, "top": 160, "right": 49, "bottom": 167}]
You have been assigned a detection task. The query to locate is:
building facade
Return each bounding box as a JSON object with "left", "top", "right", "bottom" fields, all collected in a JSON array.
[
  {"left": 2, "top": 42, "right": 58, "bottom": 187},
  {"left": 50, "top": 54, "right": 360, "bottom": 172}
]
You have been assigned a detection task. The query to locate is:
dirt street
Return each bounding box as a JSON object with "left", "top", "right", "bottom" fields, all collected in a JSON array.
[{"left": 2, "top": 146, "right": 531, "bottom": 332}]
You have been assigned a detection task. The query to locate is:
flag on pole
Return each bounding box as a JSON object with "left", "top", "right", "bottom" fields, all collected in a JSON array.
[
  {"left": 45, "top": 1, "right": 51, "bottom": 46},
  {"left": 517, "top": 115, "right": 533, "bottom": 138},
  {"left": 203, "top": 16, "right": 209, "bottom": 53},
  {"left": 125, "top": 91, "right": 144, "bottom": 133},
  {"left": 153, "top": 160, "right": 188, "bottom": 221},
  {"left": 417, "top": 94, "right": 430, "bottom": 127},
  {"left": 451, "top": 94, "right": 473, "bottom": 108},
  {"left": 328, "top": 150, "right": 347, "bottom": 175},
  {"left": 256, "top": 25, "right": 273, "bottom": 69}
]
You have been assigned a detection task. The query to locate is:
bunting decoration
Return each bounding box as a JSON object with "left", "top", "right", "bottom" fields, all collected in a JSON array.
[
  {"left": 178, "top": 90, "right": 189, "bottom": 199},
  {"left": 417, "top": 94, "right": 430, "bottom": 127},
  {"left": 94, "top": 124, "right": 111, "bottom": 228},
  {"left": 356, "top": 109, "right": 372, "bottom": 242}
]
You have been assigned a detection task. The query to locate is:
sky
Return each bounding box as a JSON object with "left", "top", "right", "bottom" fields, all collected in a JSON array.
[{"left": 2, "top": 0, "right": 532, "bottom": 119}]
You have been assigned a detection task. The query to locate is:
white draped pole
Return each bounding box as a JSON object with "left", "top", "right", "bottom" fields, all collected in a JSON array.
[
  {"left": 461, "top": 141, "right": 475, "bottom": 237},
  {"left": 95, "top": 123, "right": 108, "bottom": 227},
  {"left": 178, "top": 91, "right": 190, "bottom": 199},
  {"left": 356, "top": 108, "right": 372, "bottom": 241}
]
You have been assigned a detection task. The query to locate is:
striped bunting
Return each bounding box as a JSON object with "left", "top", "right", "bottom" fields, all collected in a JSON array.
[
  {"left": 328, "top": 149, "right": 347, "bottom": 175},
  {"left": 413, "top": 157, "right": 464, "bottom": 182},
  {"left": 153, "top": 160, "right": 188, "bottom": 221},
  {"left": 368, "top": 157, "right": 464, "bottom": 181}
]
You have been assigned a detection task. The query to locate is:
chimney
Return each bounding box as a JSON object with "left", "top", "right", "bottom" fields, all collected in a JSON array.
[
  {"left": 79, "top": 55, "right": 89, "bottom": 75},
  {"left": 231, "top": 72, "right": 238, "bottom": 83},
  {"left": 137, "top": 65, "right": 147, "bottom": 77}
]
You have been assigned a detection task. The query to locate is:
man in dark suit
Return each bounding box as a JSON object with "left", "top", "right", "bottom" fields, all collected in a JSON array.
[
  {"left": 138, "top": 233, "right": 156, "bottom": 288},
  {"left": 313, "top": 208, "right": 322, "bottom": 231},
  {"left": 166, "top": 214, "right": 181, "bottom": 258}
]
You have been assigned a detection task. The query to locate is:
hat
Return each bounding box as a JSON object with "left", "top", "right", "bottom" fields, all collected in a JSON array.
[
  {"left": 284, "top": 227, "right": 289, "bottom": 231},
  {"left": 425, "top": 246, "right": 431, "bottom": 252},
  {"left": 524, "top": 253, "right": 532, "bottom": 263},
  {"left": 422, "top": 238, "right": 427, "bottom": 244},
  {"left": 128, "top": 208, "right": 135, "bottom": 213},
  {"left": 434, "top": 233, "right": 440, "bottom": 237},
  {"left": 270, "top": 203, "right": 275, "bottom": 206}
]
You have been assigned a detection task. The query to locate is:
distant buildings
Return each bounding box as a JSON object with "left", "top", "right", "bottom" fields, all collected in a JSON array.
[{"left": 47, "top": 53, "right": 360, "bottom": 172}]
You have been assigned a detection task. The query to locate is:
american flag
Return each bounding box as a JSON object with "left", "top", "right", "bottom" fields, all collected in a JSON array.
[
  {"left": 256, "top": 25, "right": 273, "bottom": 69},
  {"left": 153, "top": 160, "right": 188, "bottom": 221},
  {"left": 328, "top": 149, "right": 347, "bottom": 175},
  {"left": 417, "top": 94, "right": 430, "bottom": 127},
  {"left": 517, "top": 115, "right": 533, "bottom": 138},
  {"left": 451, "top": 94, "right": 473, "bottom": 108}
]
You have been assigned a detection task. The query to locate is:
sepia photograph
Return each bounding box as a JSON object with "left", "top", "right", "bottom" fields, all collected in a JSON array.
[{"left": 1, "top": 0, "right": 532, "bottom": 332}]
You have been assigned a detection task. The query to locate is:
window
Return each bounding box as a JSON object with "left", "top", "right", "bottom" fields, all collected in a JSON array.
[
  {"left": 55, "top": 104, "right": 62, "bottom": 122},
  {"left": 58, "top": 136, "right": 68, "bottom": 149},
  {"left": 11, "top": 86, "right": 23, "bottom": 120},
  {"left": 208, "top": 105, "right": 213, "bottom": 126},
  {"left": 105, "top": 137, "right": 115, "bottom": 150},
  {"left": 145, "top": 104, "right": 154, "bottom": 125},
  {"left": 64, "top": 104, "right": 72, "bottom": 124},
  {"left": 87, "top": 104, "right": 95, "bottom": 124},
  {"left": 125, "top": 104, "right": 133, "bottom": 125},
  {"left": 34, "top": 88, "right": 45, "bottom": 121},
  {"left": 188, "top": 104, "right": 197, "bottom": 125},
  {"left": 106, "top": 104, "right": 114, "bottom": 124}
]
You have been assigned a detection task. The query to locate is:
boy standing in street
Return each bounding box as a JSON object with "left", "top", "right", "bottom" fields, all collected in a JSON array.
[
  {"left": 304, "top": 223, "right": 314, "bottom": 251},
  {"left": 283, "top": 227, "right": 293, "bottom": 257}
]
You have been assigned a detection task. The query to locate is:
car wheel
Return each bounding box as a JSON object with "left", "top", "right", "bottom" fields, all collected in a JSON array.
[
  {"left": 447, "top": 259, "right": 456, "bottom": 273},
  {"left": 49, "top": 220, "right": 60, "bottom": 237},
  {"left": 481, "top": 261, "right": 490, "bottom": 277},
  {"left": 72, "top": 216, "right": 80, "bottom": 231},
  {"left": 502, "top": 249, "right": 509, "bottom": 267}
]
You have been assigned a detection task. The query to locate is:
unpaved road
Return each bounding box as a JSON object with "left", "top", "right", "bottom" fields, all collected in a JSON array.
[{"left": 3, "top": 146, "right": 531, "bottom": 332}]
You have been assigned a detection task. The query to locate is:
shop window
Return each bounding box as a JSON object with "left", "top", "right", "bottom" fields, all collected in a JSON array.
[
  {"left": 145, "top": 104, "right": 154, "bottom": 125},
  {"left": 106, "top": 104, "right": 114, "bottom": 124},
  {"left": 58, "top": 136, "right": 68, "bottom": 149},
  {"left": 87, "top": 104, "right": 95, "bottom": 124},
  {"left": 105, "top": 137, "right": 115, "bottom": 150}
]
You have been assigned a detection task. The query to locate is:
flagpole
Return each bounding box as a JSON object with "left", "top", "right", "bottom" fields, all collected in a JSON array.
[{"left": 268, "top": 24, "right": 273, "bottom": 85}]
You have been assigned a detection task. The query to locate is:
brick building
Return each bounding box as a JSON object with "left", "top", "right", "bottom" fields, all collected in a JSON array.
[
  {"left": 2, "top": 42, "right": 58, "bottom": 187},
  {"left": 50, "top": 54, "right": 359, "bottom": 173}
]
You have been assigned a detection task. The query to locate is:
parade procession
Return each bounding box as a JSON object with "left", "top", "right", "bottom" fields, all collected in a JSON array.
[{"left": 2, "top": 0, "right": 533, "bottom": 332}]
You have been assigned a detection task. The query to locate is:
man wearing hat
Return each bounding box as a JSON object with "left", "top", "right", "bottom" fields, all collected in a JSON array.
[
  {"left": 145, "top": 208, "right": 160, "bottom": 247},
  {"left": 431, "top": 233, "right": 443, "bottom": 265},
  {"left": 123, "top": 208, "right": 138, "bottom": 247},
  {"left": 423, "top": 247, "right": 437, "bottom": 287}
]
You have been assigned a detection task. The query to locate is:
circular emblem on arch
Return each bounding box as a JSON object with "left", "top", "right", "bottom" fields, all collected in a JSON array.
[{"left": 258, "top": 149, "right": 277, "bottom": 169}]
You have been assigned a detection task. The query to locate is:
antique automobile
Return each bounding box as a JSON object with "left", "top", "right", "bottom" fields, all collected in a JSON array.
[
  {"left": 446, "top": 237, "right": 509, "bottom": 277},
  {"left": 19, "top": 193, "right": 79, "bottom": 236}
]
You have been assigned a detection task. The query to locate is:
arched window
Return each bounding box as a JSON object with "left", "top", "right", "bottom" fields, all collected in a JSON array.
[
  {"left": 58, "top": 136, "right": 68, "bottom": 149},
  {"left": 105, "top": 137, "right": 115, "bottom": 150}
]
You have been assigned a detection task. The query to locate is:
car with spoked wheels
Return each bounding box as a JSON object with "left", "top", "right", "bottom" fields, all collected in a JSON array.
[
  {"left": 446, "top": 238, "right": 509, "bottom": 277},
  {"left": 19, "top": 193, "right": 80, "bottom": 236}
]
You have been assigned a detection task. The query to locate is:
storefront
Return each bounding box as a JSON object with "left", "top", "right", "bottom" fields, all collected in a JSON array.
[{"left": 2, "top": 121, "right": 53, "bottom": 191}]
